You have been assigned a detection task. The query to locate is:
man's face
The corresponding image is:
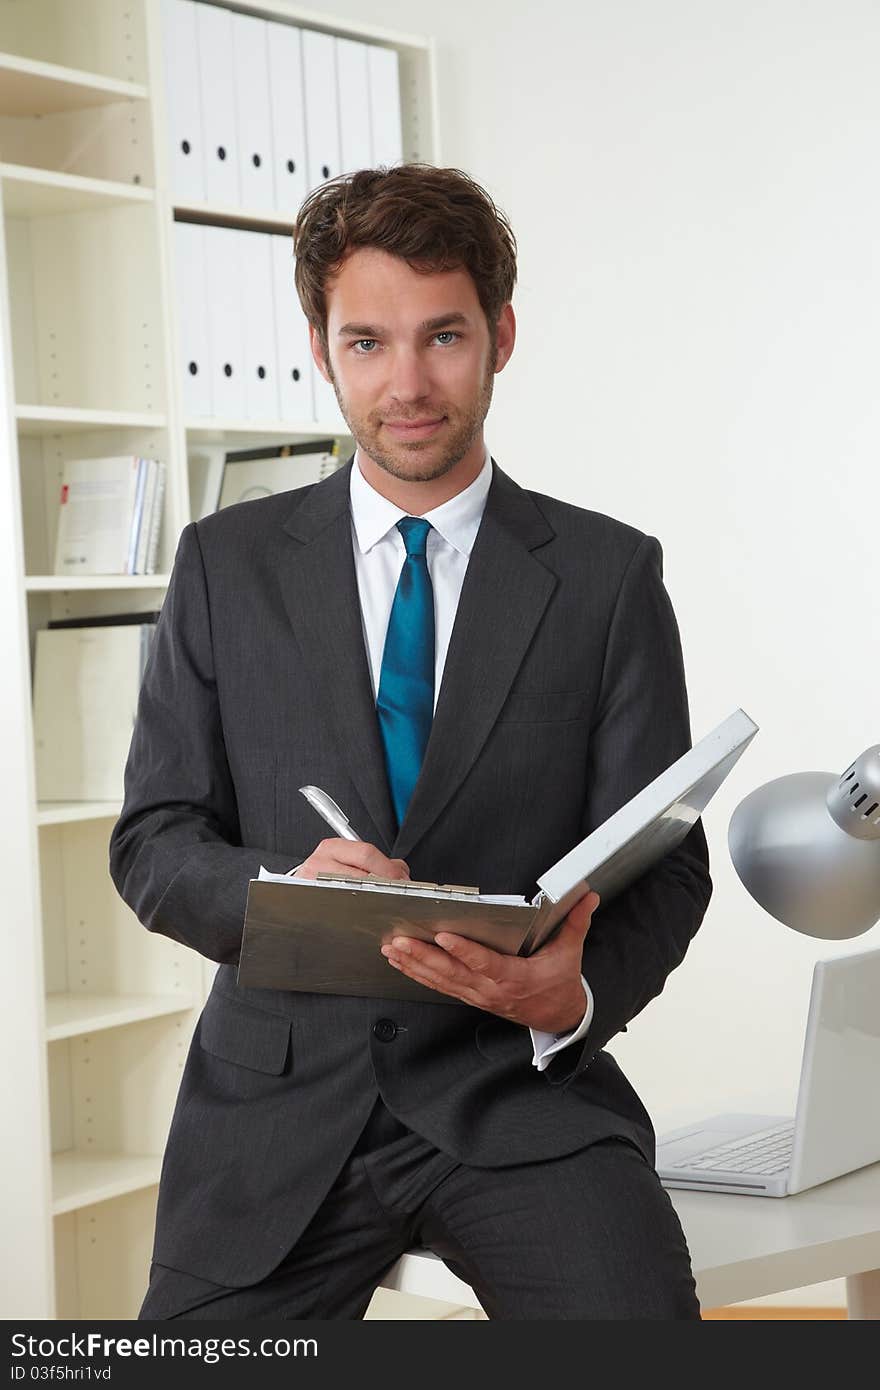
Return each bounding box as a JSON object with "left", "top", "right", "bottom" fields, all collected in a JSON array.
[{"left": 311, "top": 247, "right": 511, "bottom": 485}]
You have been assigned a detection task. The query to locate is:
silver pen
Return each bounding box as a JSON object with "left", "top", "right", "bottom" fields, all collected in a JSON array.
[{"left": 298, "top": 785, "right": 364, "bottom": 842}]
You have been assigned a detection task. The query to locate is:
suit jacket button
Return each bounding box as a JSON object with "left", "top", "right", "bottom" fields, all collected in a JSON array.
[{"left": 373, "top": 1018, "right": 398, "bottom": 1043}]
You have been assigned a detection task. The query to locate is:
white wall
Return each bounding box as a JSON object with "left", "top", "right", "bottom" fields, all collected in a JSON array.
[
  {"left": 311, "top": 0, "right": 879, "bottom": 1115},
  {"left": 310, "top": 0, "right": 880, "bottom": 1306}
]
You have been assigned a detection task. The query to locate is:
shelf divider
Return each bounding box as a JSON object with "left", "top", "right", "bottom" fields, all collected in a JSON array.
[
  {"left": 52, "top": 1152, "right": 162, "bottom": 1216},
  {"left": 1, "top": 165, "right": 154, "bottom": 217},
  {"left": 45, "top": 993, "right": 195, "bottom": 1042},
  {"left": 0, "top": 53, "right": 148, "bottom": 118},
  {"left": 37, "top": 801, "right": 122, "bottom": 826},
  {"left": 26, "top": 575, "right": 170, "bottom": 592},
  {"left": 16, "top": 405, "right": 166, "bottom": 435}
]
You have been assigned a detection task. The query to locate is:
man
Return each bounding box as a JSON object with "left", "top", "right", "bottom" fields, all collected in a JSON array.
[{"left": 109, "top": 164, "right": 711, "bottom": 1320}]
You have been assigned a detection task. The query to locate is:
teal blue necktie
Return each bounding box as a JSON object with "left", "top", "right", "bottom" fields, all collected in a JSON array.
[{"left": 376, "top": 517, "right": 435, "bottom": 830}]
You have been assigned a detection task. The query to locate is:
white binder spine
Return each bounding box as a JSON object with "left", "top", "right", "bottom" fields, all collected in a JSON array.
[
  {"left": 161, "top": 0, "right": 205, "bottom": 202},
  {"left": 267, "top": 21, "right": 308, "bottom": 216},
  {"left": 204, "top": 226, "right": 246, "bottom": 419},
  {"left": 336, "top": 37, "right": 373, "bottom": 175},
  {"left": 302, "top": 29, "right": 341, "bottom": 192},
  {"left": 232, "top": 12, "right": 276, "bottom": 212},
  {"left": 311, "top": 352, "right": 348, "bottom": 431},
  {"left": 368, "top": 45, "right": 404, "bottom": 167},
  {"left": 196, "top": 1, "right": 240, "bottom": 207},
  {"left": 271, "top": 236, "right": 314, "bottom": 423},
  {"left": 240, "top": 231, "right": 280, "bottom": 422},
  {"left": 174, "top": 221, "right": 213, "bottom": 418}
]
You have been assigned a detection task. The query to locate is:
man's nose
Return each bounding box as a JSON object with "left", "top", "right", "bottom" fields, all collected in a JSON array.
[{"left": 385, "top": 349, "right": 435, "bottom": 402}]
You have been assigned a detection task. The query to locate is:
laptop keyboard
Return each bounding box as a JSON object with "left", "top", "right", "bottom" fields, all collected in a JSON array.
[{"left": 668, "top": 1121, "right": 795, "bottom": 1176}]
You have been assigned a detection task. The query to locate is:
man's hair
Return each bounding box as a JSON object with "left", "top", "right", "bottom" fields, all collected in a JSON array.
[{"left": 292, "top": 163, "right": 517, "bottom": 366}]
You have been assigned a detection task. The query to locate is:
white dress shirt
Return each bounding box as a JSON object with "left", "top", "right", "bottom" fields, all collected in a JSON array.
[{"left": 345, "top": 445, "right": 594, "bottom": 1072}]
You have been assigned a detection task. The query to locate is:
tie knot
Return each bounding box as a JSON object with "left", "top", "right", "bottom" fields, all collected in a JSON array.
[{"left": 397, "top": 516, "right": 432, "bottom": 557}]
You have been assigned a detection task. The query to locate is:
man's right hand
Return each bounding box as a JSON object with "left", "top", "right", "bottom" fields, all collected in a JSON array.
[{"left": 293, "top": 839, "right": 411, "bottom": 883}]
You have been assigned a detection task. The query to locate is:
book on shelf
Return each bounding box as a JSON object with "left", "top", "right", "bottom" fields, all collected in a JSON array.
[
  {"left": 144, "top": 460, "right": 166, "bottom": 574},
  {"left": 133, "top": 459, "right": 157, "bottom": 574},
  {"left": 215, "top": 438, "right": 339, "bottom": 512},
  {"left": 53, "top": 455, "right": 165, "bottom": 576},
  {"left": 32, "top": 621, "right": 158, "bottom": 801},
  {"left": 47, "top": 610, "right": 163, "bottom": 629},
  {"left": 126, "top": 455, "right": 149, "bottom": 574},
  {"left": 237, "top": 708, "right": 759, "bottom": 1001}
]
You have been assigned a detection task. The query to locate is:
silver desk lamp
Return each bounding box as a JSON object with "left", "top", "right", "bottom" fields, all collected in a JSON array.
[{"left": 728, "top": 745, "right": 880, "bottom": 939}]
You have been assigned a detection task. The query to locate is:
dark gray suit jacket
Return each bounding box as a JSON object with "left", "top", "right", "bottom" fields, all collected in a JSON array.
[{"left": 109, "top": 456, "right": 711, "bottom": 1287}]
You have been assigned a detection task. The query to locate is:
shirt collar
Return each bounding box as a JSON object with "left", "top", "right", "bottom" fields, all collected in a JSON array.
[{"left": 349, "top": 443, "right": 493, "bottom": 557}]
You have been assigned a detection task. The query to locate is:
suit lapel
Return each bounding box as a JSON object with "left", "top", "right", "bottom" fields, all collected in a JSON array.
[
  {"left": 278, "top": 455, "right": 558, "bottom": 866},
  {"left": 392, "top": 461, "right": 557, "bottom": 862},
  {"left": 279, "top": 459, "right": 397, "bottom": 853}
]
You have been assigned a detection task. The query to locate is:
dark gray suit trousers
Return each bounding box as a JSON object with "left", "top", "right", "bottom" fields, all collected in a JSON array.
[{"left": 138, "top": 1096, "right": 700, "bottom": 1320}]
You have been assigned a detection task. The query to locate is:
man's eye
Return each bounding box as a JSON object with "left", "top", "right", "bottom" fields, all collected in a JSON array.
[{"left": 351, "top": 332, "right": 459, "bottom": 354}]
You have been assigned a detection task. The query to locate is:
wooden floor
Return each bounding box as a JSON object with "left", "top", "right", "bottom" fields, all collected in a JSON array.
[
  {"left": 368, "top": 1289, "right": 848, "bottom": 1318},
  {"left": 702, "top": 1306, "right": 846, "bottom": 1319}
]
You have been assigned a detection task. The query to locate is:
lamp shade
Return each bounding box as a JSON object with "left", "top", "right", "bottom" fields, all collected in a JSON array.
[{"left": 728, "top": 747, "right": 880, "bottom": 940}]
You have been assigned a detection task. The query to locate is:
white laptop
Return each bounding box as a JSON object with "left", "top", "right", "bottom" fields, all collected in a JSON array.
[{"left": 656, "top": 947, "right": 880, "bottom": 1197}]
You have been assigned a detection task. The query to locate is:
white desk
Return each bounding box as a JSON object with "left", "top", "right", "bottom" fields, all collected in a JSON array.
[{"left": 381, "top": 1159, "right": 880, "bottom": 1317}]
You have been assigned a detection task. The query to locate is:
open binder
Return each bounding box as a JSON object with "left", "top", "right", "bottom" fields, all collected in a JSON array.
[{"left": 237, "top": 708, "right": 759, "bottom": 1002}]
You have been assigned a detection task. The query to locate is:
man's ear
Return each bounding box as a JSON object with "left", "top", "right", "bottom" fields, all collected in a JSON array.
[
  {"left": 308, "top": 323, "right": 331, "bottom": 384},
  {"left": 493, "top": 303, "right": 516, "bottom": 373}
]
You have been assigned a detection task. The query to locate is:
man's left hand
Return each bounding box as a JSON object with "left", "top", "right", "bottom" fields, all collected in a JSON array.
[{"left": 380, "top": 889, "right": 601, "bottom": 1033}]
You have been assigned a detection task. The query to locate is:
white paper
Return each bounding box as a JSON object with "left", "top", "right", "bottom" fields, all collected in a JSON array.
[{"left": 257, "top": 865, "right": 528, "bottom": 907}]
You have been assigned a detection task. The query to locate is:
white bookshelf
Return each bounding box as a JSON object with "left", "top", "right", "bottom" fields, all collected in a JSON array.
[
  {"left": 45, "top": 993, "right": 195, "bottom": 1041},
  {"left": 37, "top": 802, "right": 123, "bottom": 826},
  {"left": 17, "top": 406, "right": 169, "bottom": 435},
  {"left": 52, "top": 1152, "right": 163, "bottom": 1216},
  {"left": 25, "top": 575, "right": 172, "bottom": 591},
  {"left": 0, "top": 165, "right": 155, "bottom": 216},
  {"left": 185, "top": 416, "right": 351, "bottom": 438},
  {"left": 174, "top": 197, "right": 295, "bottom": 233},
  {"left": 0, "top": 53, "right": 149, "bottom": 117},
  {"left": 0, "top": 0, "right": 438, "bottom": 1321}
]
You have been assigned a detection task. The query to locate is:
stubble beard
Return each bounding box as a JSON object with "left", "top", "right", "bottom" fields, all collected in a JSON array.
[{"left": 324, "top": 349, "right": 496, "bottom": 484}]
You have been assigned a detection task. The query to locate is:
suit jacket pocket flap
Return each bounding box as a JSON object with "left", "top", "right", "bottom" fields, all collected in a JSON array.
[
  {"left": 200, "top": 993, "right": 291, "bottom": 1074},
  {"left": 496, "top": 688, "right": 587, "bottom": 723}
]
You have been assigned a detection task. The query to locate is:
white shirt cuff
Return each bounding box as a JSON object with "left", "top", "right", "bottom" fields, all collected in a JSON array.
[{"left": 529, "top": 976, "right": 594, "bottom": 1072}]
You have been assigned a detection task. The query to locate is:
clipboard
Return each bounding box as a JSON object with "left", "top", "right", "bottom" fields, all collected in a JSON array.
[{"left": 236, "top": 708, "right": 759, "bottom": 1001}]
